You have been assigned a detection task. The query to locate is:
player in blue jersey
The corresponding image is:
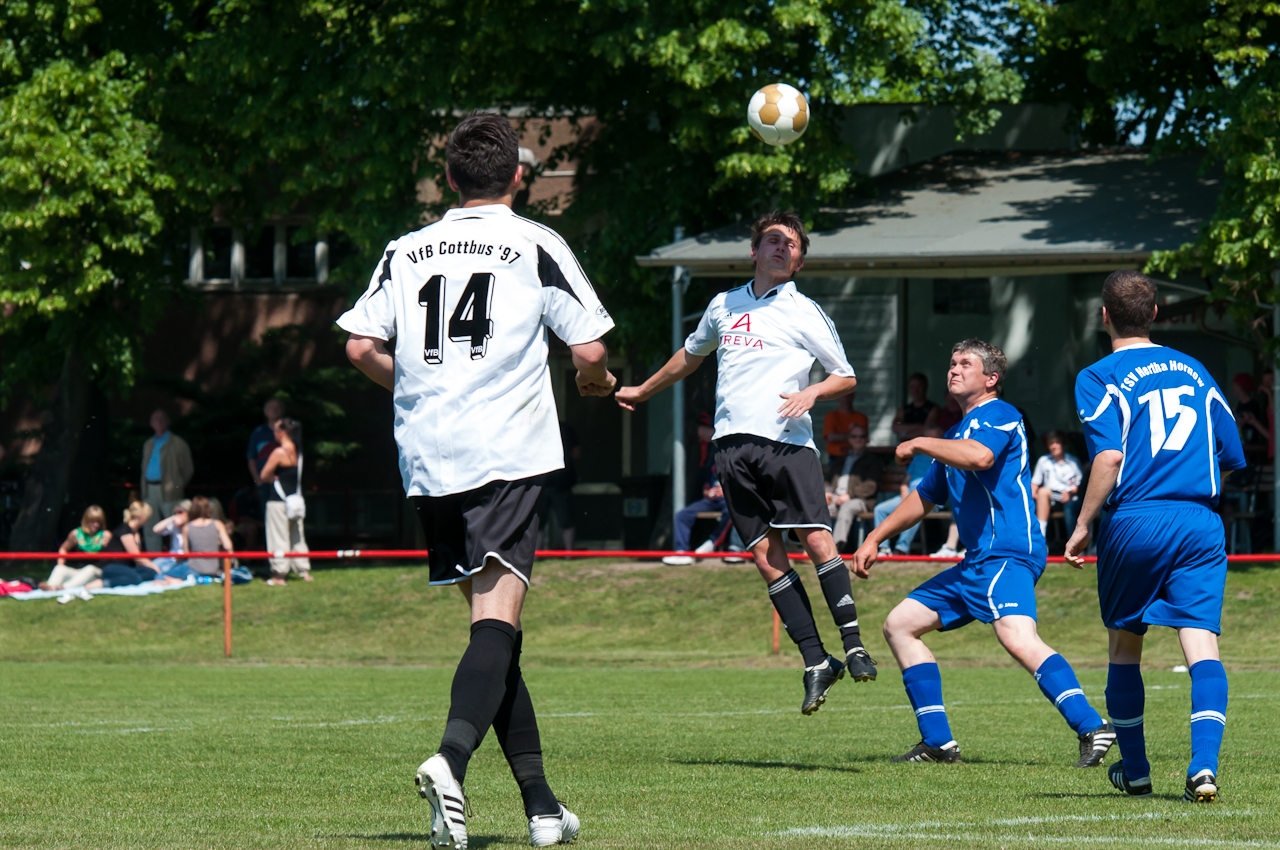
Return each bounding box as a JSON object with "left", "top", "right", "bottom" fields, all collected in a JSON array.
[
  {"left": 1065, "top": 270, "right": 1246, "bottom": 803},
  {"left": 854, "top": 339, "right": 1116, "bottom": 765}
]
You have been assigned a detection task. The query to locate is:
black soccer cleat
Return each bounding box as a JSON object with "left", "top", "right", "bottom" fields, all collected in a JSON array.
[
  {"left": 1107, "top": 760, "right": 1153, "bottom": 797},
  {"left": 800, "top": 654, "right": 845, "bottom": 715},
  {"left": 891, "top": 740, "right": 962, "bottom": 763},
  {"left": 1073, "top": 719, "right": 1116, "bottom": 768},
  {"left": 844, "top": 647, "right": 878, "bottom": 682},
  {"left": 1183, "top": 770, "right": 1218, "bottom": 803}
]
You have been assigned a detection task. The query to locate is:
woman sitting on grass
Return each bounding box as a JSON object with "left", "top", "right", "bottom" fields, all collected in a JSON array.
[
  {"left": 39, "top": 506, "right": 111, "bottom": 590},
  {"left": 83, "top": 502, "right": 185, "bottom": 589},
  {"left": 183, "top": 496, "right": 235, "bottom": 580}
]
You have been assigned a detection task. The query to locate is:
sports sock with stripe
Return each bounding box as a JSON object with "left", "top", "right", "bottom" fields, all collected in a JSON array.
[
  {"left": 1188, "top": 659, "right": 1228, "bottom": 778},
  {"left": 492, "top": 631, "right": 560, "bottom": 817},
  {"left": 438, "top": 619, "right": 517, "bottom": 785},
  {"left": 1034, "top": 653, "right": 1103, "bottom": 735},
  {"left": 1106, "top": 663, "right": 1149, "bottom": 781},
  {"left": 767, "top": 569, "right": 826, "bottom": 667},
  {"left": 901, "top": 662, "right": 954, "bottom": 747},
  {"left": 814, "top": 556, "right": 863, "bottom": 654}
]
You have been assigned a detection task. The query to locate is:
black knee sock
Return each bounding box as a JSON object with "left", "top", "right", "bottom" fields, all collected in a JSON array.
[
  {"left": 767, "top": 569, "right": 826, "bottom": 667},
  {"left": 492, "top": 632, "right": 560, "bottom": 818},
  {"left": 438, "top": 619, "right": 517, "bottom": 785},
  {"left": 815, "top": 557, "right": 863, "bottom": 654}
]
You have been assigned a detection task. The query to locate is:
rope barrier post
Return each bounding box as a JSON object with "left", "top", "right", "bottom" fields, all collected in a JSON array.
[
  {"left": 771, "top": 609, "right": 781, "bottom": 655},
  {"left": 222, "top": 557, "right": 232, "bottom": 658}
]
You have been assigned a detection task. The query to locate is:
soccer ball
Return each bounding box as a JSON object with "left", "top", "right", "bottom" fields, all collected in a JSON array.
[{"left": 747, "top": 84, "right": 809, "bottom": 146}]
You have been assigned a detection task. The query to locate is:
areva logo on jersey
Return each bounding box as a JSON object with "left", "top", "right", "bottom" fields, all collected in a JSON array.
[{"left": 721, "top": 313, "right": 766, "bottom": 350}]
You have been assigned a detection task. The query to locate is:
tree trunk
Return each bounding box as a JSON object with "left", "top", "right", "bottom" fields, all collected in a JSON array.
[{"left": 9, "top": 353, "right": 91, "bottom": 552}]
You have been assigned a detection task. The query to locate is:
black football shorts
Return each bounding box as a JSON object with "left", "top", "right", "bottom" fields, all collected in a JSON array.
[
  {"left": 714, "top": 434, "right": 832, "bottom": 549},
  {"left": 412, "top": 477, "right": 547, "bottom": 586}
]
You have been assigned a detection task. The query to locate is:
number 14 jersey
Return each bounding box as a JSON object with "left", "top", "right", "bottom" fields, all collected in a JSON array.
[
  {"left": 337, "top": 204, "right": 614, "bottom": 497},
  {"left": 1075, "top": 342, "right": 1245, "bottom": 507}
]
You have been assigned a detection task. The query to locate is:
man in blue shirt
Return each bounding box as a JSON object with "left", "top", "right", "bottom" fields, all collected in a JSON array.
[
  {"left": 1065, "top": 270, "right": 1246, "bottom": 804},
  {"left": 854, "top": 339, "right": 1114, "bottom": 766}
]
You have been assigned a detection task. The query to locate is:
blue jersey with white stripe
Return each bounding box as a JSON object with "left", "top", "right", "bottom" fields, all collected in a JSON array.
[
  {"left": 1075, "top": 343, "right": 1246, "bottom": 507},
  {"left": 917, "top": 398, "right": 1046, "bottom": 562}
]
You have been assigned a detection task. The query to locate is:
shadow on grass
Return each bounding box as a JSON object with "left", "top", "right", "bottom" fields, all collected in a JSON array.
[
  {"left": 673, "top": 758, "right": 861, "bottom": 774},
  {"left": 337, "top": 836, "right": 521, "bottom": 847}
]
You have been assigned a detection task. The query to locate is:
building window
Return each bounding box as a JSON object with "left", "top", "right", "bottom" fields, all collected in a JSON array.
[
  {"left": 187, "top": 224, "right": 329, "bottom": 289},
  {"left": 933, "top": 279, "right": 991, "bottom": 314}
]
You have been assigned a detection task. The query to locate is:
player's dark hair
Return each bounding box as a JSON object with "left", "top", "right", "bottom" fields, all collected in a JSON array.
[
  {"left": 951, "top": 338, "right": 1006, "bottom": 395},
  {"left": 1102, "top": 269, "right": 1158, "bottom": 337},
  {"left": 750, "top": 210, "right": 810, "bottom": 257},
  {"left": 908, "top": 372, "right": 928, "bottom": 389},
  {"left": 446, "top": 112, "right": 520, "bottom": 200}
]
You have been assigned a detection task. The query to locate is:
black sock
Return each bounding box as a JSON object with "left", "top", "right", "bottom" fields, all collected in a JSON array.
[
  {"left": 815, "top": 557, "right": 863, "bottom": 655},
  {"left": 492, "top": 632, "right": 560, "bottom": 818},
  {"left": 437, "top": 619, "right": 517, "bottom": 785},
  {"left": 767, "top": 569, "right": 826, "bottom": 667}
]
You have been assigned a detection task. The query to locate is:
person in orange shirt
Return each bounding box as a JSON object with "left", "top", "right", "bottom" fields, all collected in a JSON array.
[{"left": 823, "top": 392, "right": 869, "bottom": 464}]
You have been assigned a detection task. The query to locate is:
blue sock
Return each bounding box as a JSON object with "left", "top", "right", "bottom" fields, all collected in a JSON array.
[
  {"left": 1034, "top": 653, "right": 1103, "bottom": 735},
  {"left": 902, "top": 662, "right": 954, "bottom": 747},
  {"left": 1106, "top": 663, "right": 1149, "bottom": 781},
  {"left": 1189, "top": 660, "right": 1228, "bottom": 778}
]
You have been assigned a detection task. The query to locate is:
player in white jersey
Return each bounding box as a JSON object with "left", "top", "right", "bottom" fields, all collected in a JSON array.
[
  {"left": 339, "top": 114, "right": 616, "bottom": 849},
  {"left": 617, "top": 211, "right": 876, "bottom": 715}
]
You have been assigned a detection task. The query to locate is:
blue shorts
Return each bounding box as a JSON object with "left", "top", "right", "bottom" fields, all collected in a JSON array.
[
  {"left": 1096, "top": 501, "right": 1226, "bottom": 635},
  {"left": 908, "top": 554, "right": 1044, "bottom": 631}
]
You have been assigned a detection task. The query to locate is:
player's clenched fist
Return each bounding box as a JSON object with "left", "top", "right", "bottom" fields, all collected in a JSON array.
[
  {"left": 895, "top": 439, "right": 919, "bottom": 466},
  {"left": 577, "top": 370, "right": 618, "bottom": 397},
  {"left": 614, "top": 385, "right": 646, "bottom": 410}
]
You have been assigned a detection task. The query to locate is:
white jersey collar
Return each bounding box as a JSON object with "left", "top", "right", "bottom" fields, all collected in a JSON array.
[
  {"left": 744, "top": 279, "right": 796, "bottom": 300},
  {"left": 1113, "top": 341, "right": 1161, "bottom": 352},
  {"left": 442, "top": 203, "right": 515, "bottom": 220}
]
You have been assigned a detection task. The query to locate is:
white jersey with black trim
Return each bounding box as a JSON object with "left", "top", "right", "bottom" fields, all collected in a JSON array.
[
  {"left": 685, "top": 280, "right": 855, "bottom": 450},
  {"left": 337, "top": 204, "right": 613, "bottom": 497}
]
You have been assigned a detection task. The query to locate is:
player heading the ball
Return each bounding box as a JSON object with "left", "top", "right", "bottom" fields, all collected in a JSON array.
[
  {"left": 339, "top": 112, "right": 617, "bottom": 849},
  {"left": 852, "top": 339, "right": 1116, "bottom": 766},
  {"left": 1065, "top": 270, "right": 1245, "bottom": 804},
  {"left": 617, "top": 211, "right": 877, "bottom": 715}
]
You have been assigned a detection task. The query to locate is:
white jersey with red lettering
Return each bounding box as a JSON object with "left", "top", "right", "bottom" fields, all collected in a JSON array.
[
  {"left": 336, "top": 204, "right": 613, "bottom": 497},
  {"left": 685, "top": 280, "right": 854, "bottom": 450}
]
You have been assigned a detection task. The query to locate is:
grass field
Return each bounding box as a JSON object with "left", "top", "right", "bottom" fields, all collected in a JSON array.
[{"left": 2, "top": 558, "right": 1279, "bottom": 848}]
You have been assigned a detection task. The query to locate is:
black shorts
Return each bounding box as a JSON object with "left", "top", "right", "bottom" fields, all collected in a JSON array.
[
  {"left": 412, "top": 477, "right": 546, "bottom": 586},
  {"left": 713, "top": 435, "right": 832, "bottom": 549}
]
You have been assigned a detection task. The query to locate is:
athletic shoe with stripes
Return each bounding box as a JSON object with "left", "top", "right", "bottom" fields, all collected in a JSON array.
[
  {"left": 1183, "top": 770, "right": 1218, "bottom": 803},
  {"left": 529, "top": 803, "right": 581, "bottom": 846},
  {"left": 844, "top": 647, "right": 877, "bottom": 682},
  {"left": 1073, "top": 719, "right": 1116, "bottom": 768},
  {"left": 1107, "top": 760, "right": 1153, "bottom": 797},
  {"left": 416, "top": 754, "right": 469, "bottom": 849},
  {"left": 801, "top": 654, "right": 845, "bottom": 715},
  {"left": 891, "top": 740, "right": 962, "bottom": 763}
]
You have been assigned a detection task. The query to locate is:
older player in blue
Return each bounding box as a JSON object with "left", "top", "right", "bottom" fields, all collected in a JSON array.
[
  {"left": 854, "top": 339, "right": 1115, "bottom": 765},
  {"left": 1065, "top": 270, "right": 1246, "bottom": 804}
]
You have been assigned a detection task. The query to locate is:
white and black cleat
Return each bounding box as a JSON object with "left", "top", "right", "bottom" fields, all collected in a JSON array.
[
  {"left": 891, "top": 740, "right": 962, "bottom": 763},
  {"left": 416, "top": 754, "right": 469, "bottom": 849},
  {"left": 1073, "top": 719, "right": 1116, "bottom": 768},
  {"left": 1183, "top": 770, "right": 1218, "bottom": 803},
  {"left": 529, "top": 802, "right": 580, "bottom": 846},
  {"left": 1107, "top": 760, "right": 1153, "bottom": 797},
  {"left": 801, "top": 654, "right": 845, "bottom": 715},
  {"left": 844, "top": 646, "right": 878, "bottom": 682}
]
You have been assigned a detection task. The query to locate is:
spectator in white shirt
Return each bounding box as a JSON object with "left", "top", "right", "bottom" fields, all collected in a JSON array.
[{"left": 1031, "top": 431, "right": 1083, "bottom": 538}]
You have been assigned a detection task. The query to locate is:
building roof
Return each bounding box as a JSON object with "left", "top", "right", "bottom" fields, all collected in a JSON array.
[{"left": 636, "top": 151, "right": 1220, "bottom": 278}]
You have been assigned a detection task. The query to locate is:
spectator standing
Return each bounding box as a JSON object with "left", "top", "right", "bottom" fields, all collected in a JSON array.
[
  {"left": 260, "top": 417, "right": 312, "bottom": 584},
  {"left": 140, "top": 409, "right": 194, "bottom": 552},
  {"left": 544, "top": 421, "right": 579, "bottom": 550},
  {"left": 40, "top": 506, "right": 110, "bottom": 590},
  {"left": 823, "top": 392, "right": 869, "bottom": 465},
  {"left": 827, "top": 424, "right": 884, "bottom": 551},
  {"left": 183, "top": 496, "right": 235, "bottom": 579},
  {"left": 892, "top": 373, "right": 940, "bottom": 440},
  {"left": 664, "top": 413, "right": 732, "bottom": 565},
  {"left": 1032, "top": 431, "right": 1083, "bottom": 539},
  {"left": 1232, "top": 373, "right": 1269, "bottom": 453},
  {"left": 247, "top": 398, "right": 285, "bottom": 516},
  {"left": 875, "top": 425, "right": 944, "bottom": 556}
]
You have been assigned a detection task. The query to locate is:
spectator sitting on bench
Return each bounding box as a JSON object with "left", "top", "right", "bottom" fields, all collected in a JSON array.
[
  {"left": 1032, "top": 430, "right": 1082, "bottom": 539},
  {"left": 664, "top": 413, "right": 731, "bottom": 566},
  {"left": 827, "top": 424, "right": 883, "bottom": 552},
  {"left": 822, "top": 391, "right": 869, "bottom": 474},
  {"left": 875, "top": 425, "right": 944, "bottom": 556}
]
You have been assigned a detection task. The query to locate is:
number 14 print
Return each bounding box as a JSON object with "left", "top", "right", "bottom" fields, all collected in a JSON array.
[{"left": 419, "top": 273, "right": 495, "bottom": 363}]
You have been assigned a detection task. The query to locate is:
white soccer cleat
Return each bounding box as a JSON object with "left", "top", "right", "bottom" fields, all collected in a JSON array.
[
  {"left": 529, "top": 803, "right": 580, "bottom": 846},
  {"left": 416, "top": 754, "right": 468, "bottom": 849}
]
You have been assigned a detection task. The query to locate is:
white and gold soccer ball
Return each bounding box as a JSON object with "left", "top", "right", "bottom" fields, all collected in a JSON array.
[{"left": 747, "top": 83, "right": 809, "bottom": 146}]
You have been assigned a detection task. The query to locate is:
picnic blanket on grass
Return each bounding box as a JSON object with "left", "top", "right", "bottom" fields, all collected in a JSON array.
[{"left": 7, "top": 574, "right": 204, "bottom": 601}]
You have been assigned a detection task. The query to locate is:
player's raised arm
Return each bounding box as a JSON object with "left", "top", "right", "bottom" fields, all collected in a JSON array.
[
  {"left": 615, "top": 348, "right": 705, "bottom": 410},
  {"left": 896, "top": 435, "right": 994, "bottom": 471}
]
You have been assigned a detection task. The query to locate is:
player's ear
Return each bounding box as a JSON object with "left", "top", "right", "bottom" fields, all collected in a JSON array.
[
  {"left": 445, "top": 166, "right": 460, "bottom": 194},
  {"left": 508, "top": 163, "right": 523, "bottom": 194},
  {"left": 793, "top": 255, "right": 804, "bottom": 275},
  {"left": 1100, "top": 306, "right": 1110, "bottom": 328}
]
